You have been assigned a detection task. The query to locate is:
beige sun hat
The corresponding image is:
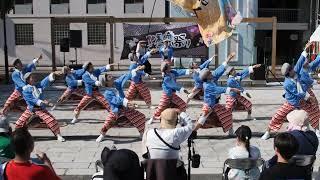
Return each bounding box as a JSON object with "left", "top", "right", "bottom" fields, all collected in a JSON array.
[
  {"left": 286, "top": 110, "right": 308, "bottom": 131},
  {"left": 160, "top": 108, "right": 179, "bottom": 129},
  {"left": 281, "top": 63, "right": 291, "bottom": 76}
]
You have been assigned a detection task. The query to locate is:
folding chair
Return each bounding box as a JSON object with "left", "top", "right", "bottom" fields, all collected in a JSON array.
[{"left": 222, "top": 158, "right": 265, "bottom": 180}]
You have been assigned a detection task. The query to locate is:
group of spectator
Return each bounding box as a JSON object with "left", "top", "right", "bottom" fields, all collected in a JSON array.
[
  {"left": 91, "top": 108, "right": 318, "bottom": 180},
  {"left": 0, "top": 108, "right": 318, "bottom": 179}
]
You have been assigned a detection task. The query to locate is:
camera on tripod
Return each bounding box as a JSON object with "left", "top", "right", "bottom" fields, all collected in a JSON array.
[{"left": 188, "top": 131, "right": 201, "bottom": 169}]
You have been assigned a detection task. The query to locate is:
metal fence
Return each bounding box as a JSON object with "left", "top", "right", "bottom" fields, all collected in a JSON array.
[{"left": 259, "top": 8, "right": 307, "bottom": 23}]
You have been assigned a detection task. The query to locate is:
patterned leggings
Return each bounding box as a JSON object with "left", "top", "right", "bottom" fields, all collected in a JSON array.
[
  {"left": 201, "top": 104, "right": 233, "bottom": 132},
  {"left": 101, "top": 107, "right": 145, "bottom": 134},
  {"left": 1, "top": 90, "right": 22, "bottom": 115},
  {"left": 153, "top": 92, "right": 187, "bottom": 118},
  {"left": 225, "top": 95, "right": 252, "bottom": 112},
  {"left": 126, "top": 82, "right": 151, "bottom": 105},
  {"left": 269, "top": 100, "right": 320, "bottom": 131},
  {"left": 74, "top": 91, "right": 111, "bottom": 113},
  {"left": 16, "top": 108, "right": 61, "bottom": 135},
  {"left": 57, "top": 88, "right": 85, "bottom": 103}
]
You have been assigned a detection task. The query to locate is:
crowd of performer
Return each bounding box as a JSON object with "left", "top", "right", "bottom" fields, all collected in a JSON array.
[{"left": 0, "top": 39, "right": 320, "bottom": 143}]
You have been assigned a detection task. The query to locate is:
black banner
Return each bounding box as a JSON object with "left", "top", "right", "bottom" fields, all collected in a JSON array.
[{"left": 121, "top": 23, "right": 208, "bottom": 59}]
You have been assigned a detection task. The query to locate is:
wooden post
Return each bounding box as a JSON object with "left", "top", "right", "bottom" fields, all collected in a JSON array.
[
  {"left": 109, "top": 20, "right": 114, "bottom": 67},
  {"left": 271, "top": 17, "right": 277, "bottom": 74},
  {"left": 214, "top": 44, "right": 219, "bottom": 68},
  {"left": 50, "top": 18, "right": 56, "bottom": 71}
]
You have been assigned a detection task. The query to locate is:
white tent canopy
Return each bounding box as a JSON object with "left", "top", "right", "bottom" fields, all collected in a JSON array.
[{"left": 310, "top": 26, "right": 320, "bottom": 42}]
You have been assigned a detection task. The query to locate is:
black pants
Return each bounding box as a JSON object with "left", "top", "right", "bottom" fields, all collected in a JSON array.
[{"left": 143, "top": 61, "right": 152, "bottom": 74}]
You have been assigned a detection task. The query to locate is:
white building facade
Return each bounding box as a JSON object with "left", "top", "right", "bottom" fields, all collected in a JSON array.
[{"left": 0, "top": 0, "right": 165, "bottom": 67}]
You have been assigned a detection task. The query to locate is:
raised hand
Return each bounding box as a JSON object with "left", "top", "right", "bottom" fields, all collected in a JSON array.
[
  {"left": 305, "top": 42, "right": 313, "bottom": 51},
  {"left": 227, "top": 52, "right": 236, "bottom": 63},
  {"left": 150, "top": 48, "right": 158, "bottom": 54},
  {"left": 253, "top": 64, "right": 262, "bottom": 69}
]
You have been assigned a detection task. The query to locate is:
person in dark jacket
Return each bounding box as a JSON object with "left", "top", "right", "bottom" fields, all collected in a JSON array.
[
  {"left": 259, "top": 133, "right": 309, "bottom": 180},
  {"left": 266, "top": 110, "right": 319, "bottom": 168},
  {"left": 101, "top": 147, "right": 144, "bottom": 180}
]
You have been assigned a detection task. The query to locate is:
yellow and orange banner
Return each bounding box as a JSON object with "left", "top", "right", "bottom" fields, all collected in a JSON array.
[{"left": 170, "top": 0, "right": 242, "bottom": 46}]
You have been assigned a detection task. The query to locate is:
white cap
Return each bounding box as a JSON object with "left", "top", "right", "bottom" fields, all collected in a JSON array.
[{"left": 281, "top": 63, "right": 291, "bottom": 76}]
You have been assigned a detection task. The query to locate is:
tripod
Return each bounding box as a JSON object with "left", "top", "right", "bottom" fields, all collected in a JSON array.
[{"left": 187, "top": 137, "right": 193, "bottom": 180}]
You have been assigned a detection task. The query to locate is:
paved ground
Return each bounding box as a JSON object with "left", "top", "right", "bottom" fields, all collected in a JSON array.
[{"left": 1, "top": 83, "right": 320, "bottom": 179}]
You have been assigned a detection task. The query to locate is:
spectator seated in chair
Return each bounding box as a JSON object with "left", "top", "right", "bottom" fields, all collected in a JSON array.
[
  {"left": 266, "top": 110, "right": 319, "bottom": 168},
  {"left": 92, "top": 146, "right": 143, "bottom": 180},
  {"left": 227, "top": 125, "right": 261, "bottom": 180},
  {"left": 3, "top": 128, "right": 60, "bottom": 180},
  {"left": 259, "top": 132, "right": 310, "bottom": 180}
]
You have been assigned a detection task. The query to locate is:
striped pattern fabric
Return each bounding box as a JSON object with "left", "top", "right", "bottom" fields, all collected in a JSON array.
[
  {"left": 58, "top": 88, "right": 85, "bottom": 103},
  {"left": 126, "top": 82, "right": 152, "bottom": 105},
  {"left": 225, "top": 95, "right": 252, "bottom": 112},
  {"left": 188, "top": 88, "right": 203, "bottom": 99},
  {"left": 101, "top": 107, "right": 146, "bottom": 134},
  {"left": 307, "top": 89, "right": 320, "bottom": 129},
  {"left": 74, "top": 91, "right": 111, "bottom": 113},
  {"left": 202, "top": 104, "right": 233, "bottom": 132},
  {"left": 16, "top": 108, "right": 60, "bottom": 135},
  {"left": 1, "top": 90, "right": 22, "bottom": 115},
  {"left": 153, "top": 92, "right": 187, "bottom": 117},
  {"left": 269, "top": 100, "right": 320, "bottom": 131}
]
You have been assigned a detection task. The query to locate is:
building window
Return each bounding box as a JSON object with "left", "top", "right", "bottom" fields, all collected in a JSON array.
[
  {"left": 50, "top": 0, "right": 69, "bottom": 14},
  {"left": 87, "top": 0, "right": 106, "bottom": 14},
  {"left": 15, "top": 24, "right": 34, "bottom": 45},
  {"left": 54, "top": 24, "right": 70, "bottom": 45},
  {"left": 124, "top": 0, "right": 144, "bottom": 14},
  {"left": 226, "top": 34, "right": 239, "bottom": 62},
  {"left": 14, "top": 0, "right": 33, "bottom": 14},
  {"left": 87, "top": 23, "right": 106, "bottom": 45}
]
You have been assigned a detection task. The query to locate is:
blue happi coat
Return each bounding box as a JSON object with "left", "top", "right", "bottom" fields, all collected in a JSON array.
[
  {"left": 22, "top": 74, "right": 55, "bottom": 111},
  {"left": 159, "top": 46, "right": 174, "bottom": 60},
  {"left": 82, "top": 66, "right": 109, "bottom": 96},
  {"left": 65, "top": 69, "right": 85, "bottom": 90},
  {"left": 162, "top": 69, "right": 189, "bottom": 97},
  {"left": 12, "top": 59, "right": 38, "bottom": 93},
  {"left": 227, "top": 66, "right": 253, "bottom": 97}
]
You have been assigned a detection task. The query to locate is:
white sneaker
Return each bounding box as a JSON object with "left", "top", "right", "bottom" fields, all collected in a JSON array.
[
  {"left": 96, "top": 134, "right": 105, "bottom": 143},
  {"left": 51, "top": 105, "right": 57, "bottom": 111},
  {"left": 57, "top": 134, "right": 66, "bottom": 142},
  {"left": 70, "top": 117, "right": 78, "bottom": 124},
  {"left": 316, "top": 129, "right": 320, "bottom": 138},
  {"left": 228, "top": 128, "right": 234, "bottom": 136},
  {"left": 246, "top": 114, "right": 256, "bottom": 120},
  {"left": 261, "top": 131, "right": 271, "bottom": 140},
  {"left": 147, "top": 117, "right": 154, "bottom": 125},
  {"left": 0, "top": 115, "right": 7, "bottom": 121}
]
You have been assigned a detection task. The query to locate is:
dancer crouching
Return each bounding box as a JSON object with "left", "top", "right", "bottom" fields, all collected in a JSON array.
[
  {"left": 225, "top": 64, "right": 261, "bottom": 120},
  {"left": 72, "top": 62, "right": 114, "bottom": 124},
  {"left": 148, "top": 63, "right": 191, "bottom": 124},
  {"left": 96, "top": 74, "right": 146, "bottom": 142},
  {"left": 0, "top": 55, "right": 42, "bottom": 120},
  {"left": 16, "top": 71, "right": 66, "bottom": 142},
  {"left": 193, "top": 68, "right": 240, "bottom": 135},
  {"left": 261, "top": 45, "right": 319, "bottom": 140},
  {"left": 51, "top": 66, "right": 86, "bottom": 110}
]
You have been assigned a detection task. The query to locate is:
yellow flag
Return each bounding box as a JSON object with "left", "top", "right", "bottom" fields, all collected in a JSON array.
[{"left": 171, "top": 0, "right": 242, "bottom": 46}]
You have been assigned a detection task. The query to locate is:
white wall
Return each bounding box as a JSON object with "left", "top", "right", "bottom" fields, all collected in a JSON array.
[{"left": 0, "top": 0, "right": 165, "bottom": 67}]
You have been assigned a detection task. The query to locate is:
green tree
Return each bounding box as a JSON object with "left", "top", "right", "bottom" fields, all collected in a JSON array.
[{"left": 0, "top": 0, "right": 14, "bottom": 84}]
